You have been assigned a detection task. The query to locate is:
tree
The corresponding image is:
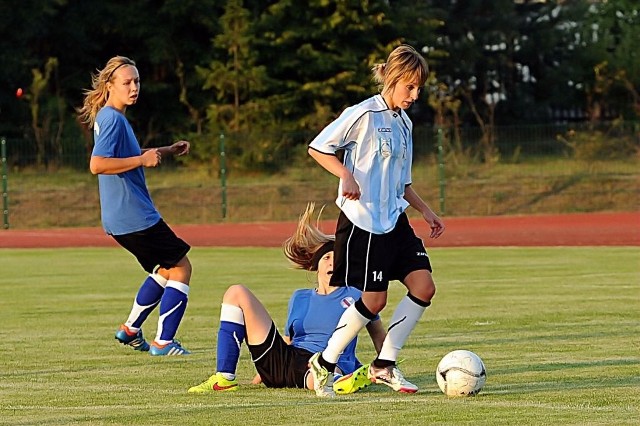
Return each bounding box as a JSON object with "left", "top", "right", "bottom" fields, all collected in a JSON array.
[
  {"left": 577, "top": 0, "right": 640, "bottom": 121},
  {"left": 198, "top": 0, "right": 268, "bottom": 133},
  {"left": 27, "top": 58, "right": 66, "bottom": 168},
  {"left": 430, "top": 0, "right": 521, "bottom": 161},
  {"left": 252, "top": 0, "right": 439, "bottom": 131}
]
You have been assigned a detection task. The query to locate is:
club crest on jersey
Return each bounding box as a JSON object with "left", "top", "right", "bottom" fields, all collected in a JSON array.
[
  {"left": 379, "top": 138, "right": 392, "bottom": 158},
  {"left": 341, "top": 296, "right": 356, "bottom": 309}
]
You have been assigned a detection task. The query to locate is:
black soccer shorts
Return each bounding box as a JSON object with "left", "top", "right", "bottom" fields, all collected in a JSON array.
[
  {"left": 112, "top": 219, "right": 191, "bottom": 273},
  {"left": 330, "top": 211, "right": 432, "bottom": 292},
  {"left": 247, "top": 323, "right": 313, "bottom": 389}
]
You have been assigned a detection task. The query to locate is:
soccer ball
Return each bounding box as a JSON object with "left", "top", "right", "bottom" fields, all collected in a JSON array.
[{"left": 436, "top": 350, "right": 486, "bottom": 397}]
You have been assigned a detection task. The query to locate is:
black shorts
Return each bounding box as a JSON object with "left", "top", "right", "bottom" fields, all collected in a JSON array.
[
  {"left": 248, "top": 323, "right": 313, "bottom": 389},
  {"left": 111, "top": 219, "right": 191, "bottom": 273},
  {"left": 330, "top": 211, "right": 432, "bottom": 292}
]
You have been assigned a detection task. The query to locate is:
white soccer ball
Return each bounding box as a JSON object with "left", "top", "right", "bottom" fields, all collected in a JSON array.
[{"left": 436, "top": 350, "right": 487, "bottom": 397}]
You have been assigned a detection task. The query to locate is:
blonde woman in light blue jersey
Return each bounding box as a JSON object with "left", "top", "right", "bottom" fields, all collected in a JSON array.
[{"left": 307, "top": 44, "right": 445, "bottom": 397}]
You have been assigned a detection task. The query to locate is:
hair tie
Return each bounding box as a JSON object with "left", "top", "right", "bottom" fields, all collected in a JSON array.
[
  {"left": 106, "top": 63, "right": 128, "bottom": 82},
  {"left": 309, "top": 241, "right": 334, "bottom": 271}
]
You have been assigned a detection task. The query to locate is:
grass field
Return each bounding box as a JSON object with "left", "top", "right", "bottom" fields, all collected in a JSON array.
[
  {"left": 6, "top": 156, "right": 639, "bottom": 228},
  {"left": 1, "top": 246, "right": 639, "bottom": 425}
]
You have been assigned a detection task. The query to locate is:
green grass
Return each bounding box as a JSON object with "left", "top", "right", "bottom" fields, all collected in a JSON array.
[
  {"left": 1, "top": 247, "right": 639, "bottom": 425},
  {"left": 5, "top": 155, "right": 639, "bottom": 228}
]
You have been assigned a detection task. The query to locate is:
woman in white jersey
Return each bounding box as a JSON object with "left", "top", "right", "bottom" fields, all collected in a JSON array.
[
  {"left": 79, "top": 56, "right": 192, "bottom": 356},
  {"left": 307, "top": 44, "right": 445, "bottom": 396},
  {"left": 188, "top": 203, "right": 385, "bottom": 396}
]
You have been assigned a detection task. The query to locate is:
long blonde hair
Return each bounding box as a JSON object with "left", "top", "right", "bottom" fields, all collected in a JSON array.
[
  {"left": 371, "top": 44, "right": 428, "bottom": 95},
  {"left": 77, "top": 56, "right": 136, "bottom": 128},
  {"left": 283, "top": 202, "right": 334, "bottom": 271}
]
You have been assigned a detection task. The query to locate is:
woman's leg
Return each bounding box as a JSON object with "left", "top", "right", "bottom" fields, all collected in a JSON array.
[
  {"left": 377, "top": 269, "right": 435, "bottom": 363},
  {"left": 188, "top": 284, "right": 276, "bottom": 393},
  {"left": 157, "top": 255, "right": 192, "bottom": 284},
  {"left": 403, "top": 269, "right": 436, "bottom": 302},
  {"left": 221, "top": 284, "right": 273, "bottom": 345},
  {"left": 153, "top": 256, "right": 193, "bottom": 347}
]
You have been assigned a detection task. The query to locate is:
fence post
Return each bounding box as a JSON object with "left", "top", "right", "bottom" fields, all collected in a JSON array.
[
  {"left": 219, "top": 133, "right": 227, "bottom": 219},
  {"left": 437, "top": 128, "right": 446, "bottom": 215},
  {"left": 1, "top": 137, "right": 8, "bottom": 229}
]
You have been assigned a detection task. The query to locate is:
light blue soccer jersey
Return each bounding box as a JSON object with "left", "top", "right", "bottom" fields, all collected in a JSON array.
[
  {"left": 309, "top": 94, "right": 413, "bottom": 234},
  {"left": 92, "top": 107, "right": 160, "bottom": 235},
  {"left": 285, "top": 286, "right": 378, "bottom": 375}
]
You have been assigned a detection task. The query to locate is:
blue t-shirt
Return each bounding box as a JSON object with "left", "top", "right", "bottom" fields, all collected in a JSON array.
[
  {"left": 91, "top": 107, "right": 161, "bottom": 235},
  {"left": 285, "top": 287, "right": 378, "bottom": 375}
]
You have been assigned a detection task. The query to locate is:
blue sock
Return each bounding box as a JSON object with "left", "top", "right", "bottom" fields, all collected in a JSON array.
[
  {"left": 217, "top": 321, "right": 246, "bottom": 374},
  {"left": 216, "top": 303, "right": 246, "bottom": 375},
  {"left": 155, "top": 281, "right": 189, "bottom": 343},
  {"left": 126, "top": 274, "right": 166, "bottom": 329}
]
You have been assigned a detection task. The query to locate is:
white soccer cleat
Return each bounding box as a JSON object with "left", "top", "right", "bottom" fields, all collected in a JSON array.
[
  {"left": 308, "top": 352, "right": 335, "bottom": 397},
  {"left": 368, "top": 364, "right": 418, "bottom": 393}
]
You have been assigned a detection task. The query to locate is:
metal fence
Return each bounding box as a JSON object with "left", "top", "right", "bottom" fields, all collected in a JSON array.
[{"left": 1, "top": 122, "right": 638, "bottom": 229}]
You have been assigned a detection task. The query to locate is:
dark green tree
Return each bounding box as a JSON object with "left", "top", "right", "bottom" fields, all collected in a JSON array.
[
  {"left": 576, "top": 0, "right": 640, "bottom": 121},
  {"left": 253, "top": 0, "right": 439, "bottom": 132}
]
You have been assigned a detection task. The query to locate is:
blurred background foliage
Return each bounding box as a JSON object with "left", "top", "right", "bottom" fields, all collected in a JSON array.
[{"left": 0, "top": 0, "right": 638, "bottom": 171}]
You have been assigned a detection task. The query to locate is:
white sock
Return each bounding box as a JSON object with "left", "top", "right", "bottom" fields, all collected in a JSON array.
[
  {"left": 220, "top": 303, "right": 245, "bottom": 325},
  {"left": 378, "top": 295, "right": 426, "bottom": 362},
  {"left": 322, "top": 304, "right": 370, "bottom": 364}
]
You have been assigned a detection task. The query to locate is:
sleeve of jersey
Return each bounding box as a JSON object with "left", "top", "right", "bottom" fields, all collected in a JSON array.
[
  {"left": 308, "top": 105, "right": 362, "bottom": 155},
  {"left": 91, "top": 112, "right": 118, "bottom": 158}
]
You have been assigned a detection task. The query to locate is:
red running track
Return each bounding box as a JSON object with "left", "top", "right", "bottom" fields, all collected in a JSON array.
[{"left": 1, "top": 212, "right": 638, "bottom": 248}]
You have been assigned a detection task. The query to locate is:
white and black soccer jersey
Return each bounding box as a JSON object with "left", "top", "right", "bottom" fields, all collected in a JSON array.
[{"left": 309, "top": 94, "right": 413, "bottom": 234}]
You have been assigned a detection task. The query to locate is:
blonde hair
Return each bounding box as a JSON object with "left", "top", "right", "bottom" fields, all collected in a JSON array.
[
  {"left": 77, "top": 56, "right": 136, "bottom": 128},
  {"left": 371, "top": 44, "right": 429, "bottom": 94},
  {"left": 283, "top": 202, "right": 335, "bottom": 271}
]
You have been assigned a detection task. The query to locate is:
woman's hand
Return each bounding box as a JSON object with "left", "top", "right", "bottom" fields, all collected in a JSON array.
[
  {"left": 341, "top": 173, "right": 361, "bottom": 200},
  {"left": 423, "top": 210, "right": 445, "bottom": 239},
  {"left": 170, "top": 140, "right": 190, "bottom": 156}
]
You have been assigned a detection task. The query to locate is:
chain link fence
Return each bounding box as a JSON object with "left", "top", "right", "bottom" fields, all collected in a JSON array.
[{"left": 1, "top": 122, "right": 638, "bottom": 229}]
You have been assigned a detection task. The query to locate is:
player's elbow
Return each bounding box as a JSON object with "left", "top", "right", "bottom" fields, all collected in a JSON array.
[{"left": 89, "top": 157, "right": 102, "bottom": 175}]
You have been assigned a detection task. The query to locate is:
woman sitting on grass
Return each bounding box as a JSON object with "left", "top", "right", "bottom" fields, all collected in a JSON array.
[{"left": 188, "top": 203, "right": 385, "bottom": 396}]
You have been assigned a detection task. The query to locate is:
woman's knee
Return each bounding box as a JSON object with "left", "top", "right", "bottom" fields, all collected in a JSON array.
[
  {"left": 361, "top": 292, "right": 387, "bottom": 314},
  {"left": 222, "top": 284, "right": 252, "bottom": 304},
  {"left": 405, "top": 270, "right": 436, "bottom": 302}
]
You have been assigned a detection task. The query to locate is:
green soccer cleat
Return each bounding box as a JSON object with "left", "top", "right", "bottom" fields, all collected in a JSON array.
[
  {"left": 188, "top": 372, "right": 239, "bottom": 393},
  {"left": 333, "top": 364, "right": 371, "bottom": 395}
]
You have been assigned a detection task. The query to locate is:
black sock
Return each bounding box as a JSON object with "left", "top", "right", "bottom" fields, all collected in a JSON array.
[
  {"left": 319, "top": 353, "right": 336, "bottom": 372},
  {"left": 354, "top": 298, "right": 376, "bottom": 320},
  {"left": 373, "top": 358, "right": 396, "bottom": 368}
]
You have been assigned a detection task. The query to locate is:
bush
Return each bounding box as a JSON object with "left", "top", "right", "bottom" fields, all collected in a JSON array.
[{"left": 557, "top": 122, "right": 639, "bottom": 161}]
